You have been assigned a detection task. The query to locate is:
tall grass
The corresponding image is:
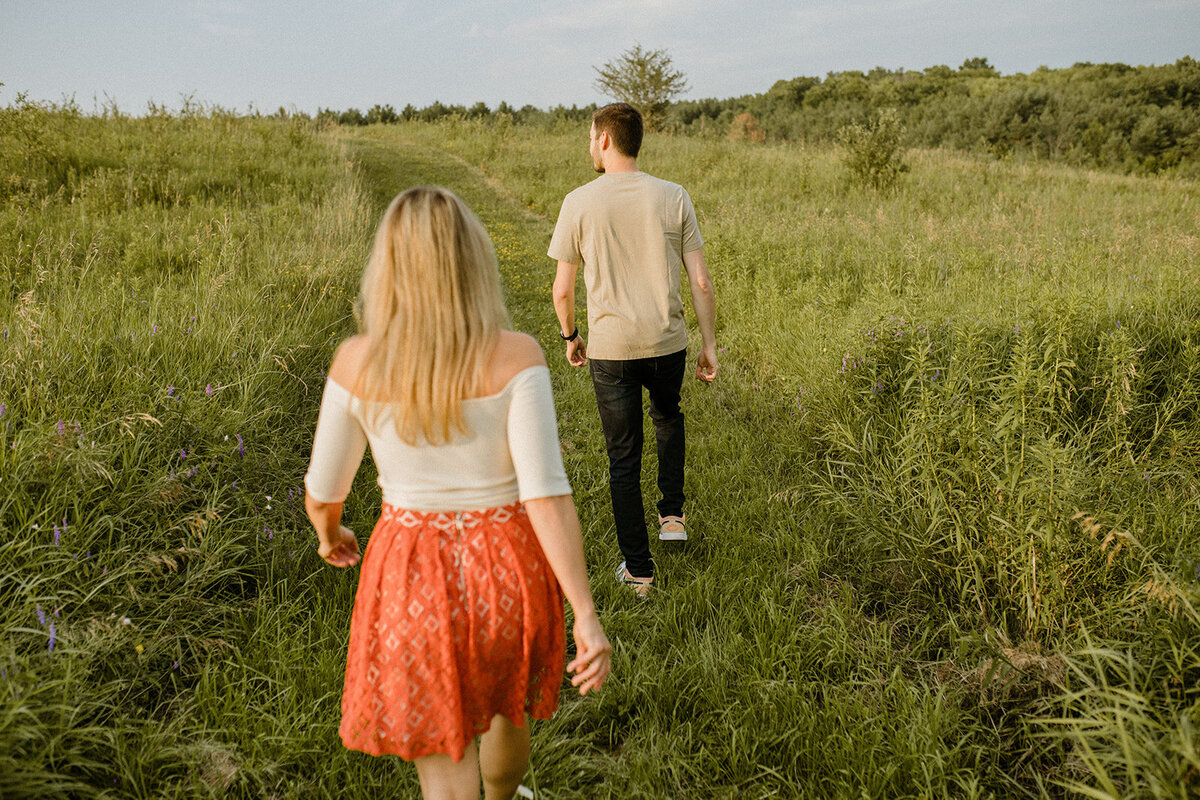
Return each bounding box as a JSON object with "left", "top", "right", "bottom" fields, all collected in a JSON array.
[
  {"left": 370, "top": 118, "right": 1200, "bottom": 797},
  {"left": 0, "top": 98, "right": 385, "bottom": 796},
  {"left": 3, "top": 102, "right": 1198, "bottom": 798}
]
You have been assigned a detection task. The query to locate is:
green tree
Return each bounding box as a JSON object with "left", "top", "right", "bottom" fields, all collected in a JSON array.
[
  {"left": 593, "top": 43, "right": 689, "bottom": 129},
  {"left": 959, "top": 56, "right": 997, "bottom": 74},
  {"left": 365, "top": 104, "right": 399, "bottom": 124}
]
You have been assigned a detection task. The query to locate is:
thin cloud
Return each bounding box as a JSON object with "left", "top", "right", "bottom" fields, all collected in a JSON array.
[{"left": 190, "top": 0, "right": 251, "bottom": 42}]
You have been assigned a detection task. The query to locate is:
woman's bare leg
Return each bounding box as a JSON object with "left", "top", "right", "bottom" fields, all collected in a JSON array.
[
  {"left": 413, "top": 741, "right": 481, "bottom": 800},
  {"left": 479, "top": 715, "right": 530, "bottom": 800}
]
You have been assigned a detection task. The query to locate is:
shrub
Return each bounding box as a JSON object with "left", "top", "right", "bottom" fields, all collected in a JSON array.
[
  {"left": 837, "top": 108, "right": 908, "bottom": 190},
  {"left": 727, "top": 112, "right": 766, "bottom": 143}
]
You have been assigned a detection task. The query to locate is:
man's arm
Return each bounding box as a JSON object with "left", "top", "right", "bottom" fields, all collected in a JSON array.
[
  {"left": 682, "top": 248, "right": 717, "bottom": 382},
  {"left": 552, "top": 260, "right": 587, "bottom": 367}
]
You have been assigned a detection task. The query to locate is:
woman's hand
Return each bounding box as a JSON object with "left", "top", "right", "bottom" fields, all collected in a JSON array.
[
  {"left": 318, "top": 525, "right": 361, "bottom": 567},
  {"left": 567, "top": 612, "right": 611, "bottom": 695}
]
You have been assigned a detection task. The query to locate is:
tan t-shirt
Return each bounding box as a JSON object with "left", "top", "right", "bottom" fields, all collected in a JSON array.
[{"left": 548, "top": 172, "right": 703, "bottom": 360}]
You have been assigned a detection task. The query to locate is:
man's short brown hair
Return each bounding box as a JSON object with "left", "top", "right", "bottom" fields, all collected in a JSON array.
[{"left": 592, "top": 103, "right": 643, "bottom": 158}]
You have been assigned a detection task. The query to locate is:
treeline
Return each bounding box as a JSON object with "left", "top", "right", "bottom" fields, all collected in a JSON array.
[
  {"left": 309, "top": 101, "right": 596, "bottom": 128},
  {"left": 309, "top": 57, "right": 1199, "bottom": 176},
  {"left": 671, "top": 57, "right": 1200, "bottom": 174}
]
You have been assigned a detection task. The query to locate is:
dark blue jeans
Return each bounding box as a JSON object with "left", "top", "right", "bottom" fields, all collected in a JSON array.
[{"left": 589, "top": 349, "right": 687, "bottom": 579}]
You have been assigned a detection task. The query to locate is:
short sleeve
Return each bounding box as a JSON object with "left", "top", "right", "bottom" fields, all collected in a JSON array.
[
  {"left": 680, "top": 188, "right": 703, "bottom": 254},
  {"left": 304, "top": 380, "right": 368, "bottom": 503},
  {"left": 547, "top": 193, "right": 582, "bottom": 265},
  {"left": 506, "top": 367, "right": 572, "bottom": 502}
]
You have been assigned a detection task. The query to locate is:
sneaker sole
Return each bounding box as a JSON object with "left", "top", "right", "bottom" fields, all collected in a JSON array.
[{"left": 658, "top": 531, "right": 688, "bottom": 542}]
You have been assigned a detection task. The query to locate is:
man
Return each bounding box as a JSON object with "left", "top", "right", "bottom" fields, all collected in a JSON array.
[{"left": 548, "top": 102, "right": 717, "bottom": 595}]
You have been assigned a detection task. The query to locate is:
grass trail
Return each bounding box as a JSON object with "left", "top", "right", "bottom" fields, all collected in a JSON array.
[{"left": 340, "top": 131, "right": 1007, "bottom": 799}]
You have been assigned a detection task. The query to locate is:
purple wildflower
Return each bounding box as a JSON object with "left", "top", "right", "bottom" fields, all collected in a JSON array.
[
  {"left": 57, "top": 420, "right": 65, "bottom": 436},
  {"left": 236, "top": 434, "right": 245, "bottom": 458},
  {"left": 73, "top": 421, "right": 80, "bottom": 434},
  {"left": 36, "top": 604, "right": 45, "bottom": 625},
  {"left": 48, "top": 624, "right": 56, "bottom": 652},
  {"left": 180, "top": 449, "right": 187, "bottom": 461},
  {"left": 0, "top": 403, "right": 6, "bottom": 417},
  {"left": 53, "top": 525, "right": 60, "bottom": 546},
  {"left": 173, "top": 661, "right": 179, "bottom": 669},
  {"left": 152, "top": 325, "right": 158, "bottom": 335},
  {"left": 167, "top": 385, "right": 175, "bottom": 397},
  {"left": 205, "top": 384, "right": 213, "bottom": 396}
]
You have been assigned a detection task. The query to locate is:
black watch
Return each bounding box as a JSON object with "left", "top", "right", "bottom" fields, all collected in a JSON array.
[{"left": 560, "top": 327, "right": 579, "bottom": 342}]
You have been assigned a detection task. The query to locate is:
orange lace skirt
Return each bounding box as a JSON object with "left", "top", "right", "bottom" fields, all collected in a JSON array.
[{"left": 339, "top": 502, "right": 565, "bottom": 761}]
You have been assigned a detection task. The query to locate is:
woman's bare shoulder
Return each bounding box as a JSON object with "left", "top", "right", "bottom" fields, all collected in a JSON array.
[
  {"left": 484, "top": 331, "right": 546, "bottom": 394},
  {"left": 329, "top": 335, "right": 370, "bottom": 387}
]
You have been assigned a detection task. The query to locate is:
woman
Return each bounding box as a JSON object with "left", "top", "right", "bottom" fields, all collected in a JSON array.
[{"left": 304, "top": 186, "right": 611, "bottom": 800}]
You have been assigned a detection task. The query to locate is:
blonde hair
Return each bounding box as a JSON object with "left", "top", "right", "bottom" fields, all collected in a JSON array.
[{"left": 355, "top": 186, "right": 509, "bottom": 444}]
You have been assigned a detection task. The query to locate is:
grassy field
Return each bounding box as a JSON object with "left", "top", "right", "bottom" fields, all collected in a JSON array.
[{"left": 2, "top": 103, "right": 1198, "bottom": 798}]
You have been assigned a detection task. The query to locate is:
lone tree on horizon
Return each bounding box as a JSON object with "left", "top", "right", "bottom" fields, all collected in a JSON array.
[{"left": 593, "top": 44, "right": 689, "bottom": 130}]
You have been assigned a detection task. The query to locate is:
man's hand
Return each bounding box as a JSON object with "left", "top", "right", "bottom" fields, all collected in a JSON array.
[
  {"left": 696, "top": 346, "right": 718, "bottom": 383},
  {"left": 566, "top": 337, "right": 588, "bottom": 367}
]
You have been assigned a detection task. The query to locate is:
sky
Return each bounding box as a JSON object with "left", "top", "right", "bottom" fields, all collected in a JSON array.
[{"left": 2, "top": 1, "right": 1198, "bottom": 114}]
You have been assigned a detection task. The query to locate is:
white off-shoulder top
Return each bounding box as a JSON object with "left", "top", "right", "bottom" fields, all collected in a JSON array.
[{"left": 304, "top": 365, "right": 572, "bottom": 512}]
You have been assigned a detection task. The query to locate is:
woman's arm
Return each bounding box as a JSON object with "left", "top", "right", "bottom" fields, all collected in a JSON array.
[
  {"left": 305, "top": 495, "right": 360, "bottom": 567},
  {"left": 305, "top": 337, "right": 369, "bottom": 568},
  {"left": 523, "top": 494, "right": 611, "bottom": 695},
  {"left": 499, "top": 335, "right": 610, "bottom": 693}
]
